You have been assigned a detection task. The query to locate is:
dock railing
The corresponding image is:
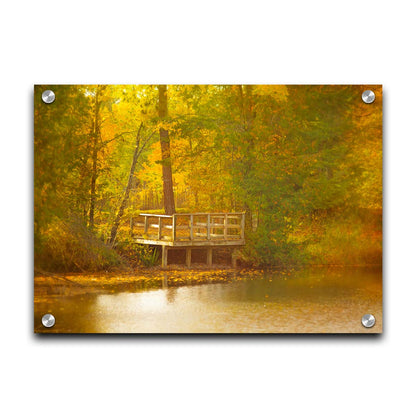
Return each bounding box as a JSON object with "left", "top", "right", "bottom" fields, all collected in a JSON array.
[{"left": 134, "top": 212, "right": 245, "bottom": 243}]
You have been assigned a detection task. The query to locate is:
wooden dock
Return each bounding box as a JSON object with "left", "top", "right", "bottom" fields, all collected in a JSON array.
[{"left": 133, "top": 212, "right": 245, "bottom": 268}]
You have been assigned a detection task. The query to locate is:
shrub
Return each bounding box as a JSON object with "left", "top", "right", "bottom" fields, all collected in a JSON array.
[
  {"left": 35, "top": 216, "right": 124, "bottom": 272},
  {"left": 114, "top": 238, "right": 160, "bottom": 267}
]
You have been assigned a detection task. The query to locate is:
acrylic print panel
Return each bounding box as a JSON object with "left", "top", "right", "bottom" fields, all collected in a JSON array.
[{"left": 34, "top": 85, "right": 382, "bottom": 334}]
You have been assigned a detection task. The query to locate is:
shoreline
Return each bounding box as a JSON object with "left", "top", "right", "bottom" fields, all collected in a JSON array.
[{"left": 34, "top": 264, "right": 382, "bottom": 300}]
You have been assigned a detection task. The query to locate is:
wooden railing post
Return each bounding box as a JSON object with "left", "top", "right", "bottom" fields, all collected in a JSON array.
[
  {"left": 224, "top": 214, "right": 228, "bottom": 240},
  {"left": 240, "top": 213, "right": 245, "bottom": 240},
  {"left": 172, "top": 215, "right": 176, "bottom": 241},
  {"left": 158, "top": 217, "right": 162, "bottom": 240},
  {"left": 136, "top": 212, "right": 245, "bottom": 244},
  {"left": 207, "top": 214, "right": 211, "bottom": 240}
]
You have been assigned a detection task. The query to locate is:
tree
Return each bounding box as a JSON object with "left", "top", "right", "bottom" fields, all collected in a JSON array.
[
  {"left": 158, "top": 85, "right": 176, "bottom": 215},
  {"left": 34, "top": 85, "right": 92, "bottom": 233},
  {"left": 88, "top": 85, "right": 103, "bottom": 229},
  {"left": 108, "top": 123, "right": 155, "bottom": 246}
]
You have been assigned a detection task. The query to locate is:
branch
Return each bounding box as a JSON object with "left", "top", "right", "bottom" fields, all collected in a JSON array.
[
  {"left": 108, "top": 125, "right": 156, "bottom": 246},
  {"left": 98, "top": 130, "right": 137, "bottom": 149}
]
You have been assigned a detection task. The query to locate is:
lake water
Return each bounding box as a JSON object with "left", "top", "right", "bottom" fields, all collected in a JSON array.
[{"left": 34, "top": 267, "right": 382, "bottom": 333}]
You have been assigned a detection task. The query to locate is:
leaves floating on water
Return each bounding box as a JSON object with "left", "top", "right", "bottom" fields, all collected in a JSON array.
[{"left": 34, "top": 267, "right": 287, "bottom": 298}]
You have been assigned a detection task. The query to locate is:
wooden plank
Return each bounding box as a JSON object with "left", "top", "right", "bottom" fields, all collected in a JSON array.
[
  {"left": 134, "top": 239, "right": 174, "bottom": 246},
  {"left": 173, "top": 212, "right": 245, "bottom": 216},
  {"left": 140, "top": 213, "right": 173, "bottom": 218},
  {"left": 158, "top": 217, "right": 162, "bottom": 240},
  {"left": 201, "top": 234, "right": 241, "bottom": 239},
  {"left": 172, "top": 215, "right": 176, "bottom": 241},
  {"left": 190, "top": 214, "right": 194, "bottom": 240},
  {"left": 224, "top": 214, "right": 228, "bottom": 239},
  {"left": 240, "top": 213, "right": 245, "bottom": 240},
  {"left": 211, "top": 233, "right": 241, "bottom": 237},
  {"left": 207, "top": 214, "right": 211, "bottom": 240},
  {"left": 148, "top": 224, "right": 173, "bottom": 231},
  {"left": 134, "top": 238, "right": 244, "bottom": 247}
]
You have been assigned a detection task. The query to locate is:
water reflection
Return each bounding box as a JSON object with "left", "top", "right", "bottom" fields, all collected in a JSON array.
[{"left": 34, "top": 267, "right": 382, "bottom": 333}]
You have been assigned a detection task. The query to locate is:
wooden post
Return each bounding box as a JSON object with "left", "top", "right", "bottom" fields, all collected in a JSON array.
[
  {"left": 190, "top": 214, "right": 194, "bottom": 240},
  {"left": 172, "top": 215, "right": 176, "bottom": 241},
  {"left": 186, "top": 248, "right": 191, "bottom": 268},
  {"left": 224, "top": 214, "right": 228, "bottom": 240},
  {"left": 240, "top": 213, "right": 245, "bottom": 240},
  {"left": 158, "top": 217, "right": 162, "bottom": 240},
  {"left": 207, "top": 214, "right": 211, "bottom": 240},
  {"left": 207, "top": 247, "right": 213, "bottom": 267},
  {"left": 162, "top": 245, "right": 168, "bottom": 268},
  {"left": 144, "top": 216, "right": 149, "bottom": 234},
  {"left": 162, "top": 273, "right": 168, "bottom": 288},
  {"left": 231, "top": 248, "right": 237, "bottom": 268}
]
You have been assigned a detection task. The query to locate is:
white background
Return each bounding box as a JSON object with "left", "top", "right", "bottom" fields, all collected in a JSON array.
[{"left": 1, "top": 1, "right": 415, "bottom": 415}]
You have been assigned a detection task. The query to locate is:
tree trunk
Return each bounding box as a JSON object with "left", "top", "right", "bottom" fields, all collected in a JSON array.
[
  {"left": 238, "top": 85, "right": 255, "bottom": 229},
  {"left": 158, "top": 85, "right": 176, "bottom": 215},
  {"left": 89, "top": 87, "right": 101, "bottom": 229},
  {"left": 108, "top": 124, "right": 152, "bottom": 246}
]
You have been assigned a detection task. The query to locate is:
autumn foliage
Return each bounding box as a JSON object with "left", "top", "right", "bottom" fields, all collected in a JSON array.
[{"left": 34, "top": 85, "right": 382, "bottom": 271}]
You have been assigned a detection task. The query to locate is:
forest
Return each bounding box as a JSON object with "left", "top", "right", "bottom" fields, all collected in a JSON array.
[{"left": 34, "top": 85, "right": 382, "bottom": 272}]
